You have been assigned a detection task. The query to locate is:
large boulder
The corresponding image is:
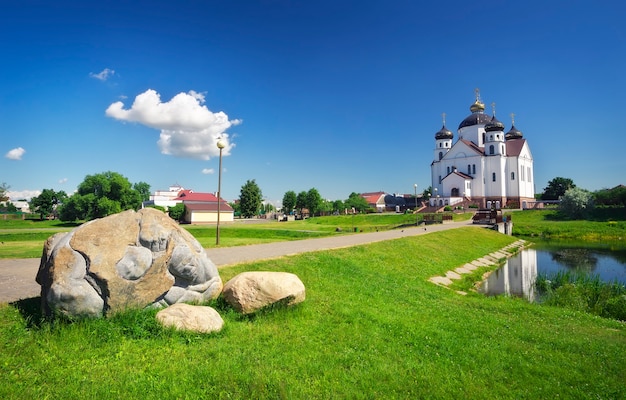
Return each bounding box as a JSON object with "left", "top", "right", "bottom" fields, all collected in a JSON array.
[
  {"left": 36, "top": 208, "right": 223, "bottom": 318},
  {"left": 222, "top": 271, "right": 305, "bottom": 314}
]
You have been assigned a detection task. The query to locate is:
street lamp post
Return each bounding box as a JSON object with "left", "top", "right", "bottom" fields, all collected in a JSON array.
[
  {"left": 215, "top": 138, "right": 225, "bottom": 245},
  {"left": 414, "top": 183, "right": 418, "bottom": 226}
]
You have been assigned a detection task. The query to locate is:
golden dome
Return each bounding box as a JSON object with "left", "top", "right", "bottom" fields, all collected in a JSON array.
[{"left": 470, "top": 99, "right": 485, "bottom": 113}]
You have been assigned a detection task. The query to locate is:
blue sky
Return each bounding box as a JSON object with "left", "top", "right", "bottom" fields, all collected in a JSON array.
[{"left": 2, "top": 1, "right": 625, "bottom": 207}]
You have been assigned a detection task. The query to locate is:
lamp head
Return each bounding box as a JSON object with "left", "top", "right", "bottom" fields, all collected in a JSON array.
[{"left": 216, "top": 138, "right": 226, "bottom": 149}]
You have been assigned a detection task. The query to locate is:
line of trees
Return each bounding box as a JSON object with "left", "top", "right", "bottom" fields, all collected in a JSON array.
[
  {"left": 23, "top": 172, "right": 151, "bottom": 221},
  {"left": 539, "top": 176, "right": 626, "bottom": 219},
  {"left": 280, "top": 190, "right": 371, "bottom": 217}
]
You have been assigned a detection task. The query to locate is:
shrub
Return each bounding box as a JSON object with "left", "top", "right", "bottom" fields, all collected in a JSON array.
[{"left": 560, "top": 187, "right": 594, "bottom": 219}]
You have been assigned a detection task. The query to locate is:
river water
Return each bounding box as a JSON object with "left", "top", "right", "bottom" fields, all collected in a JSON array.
[{"left": 478, "top": 242, "right": 626, "bottom": 302}]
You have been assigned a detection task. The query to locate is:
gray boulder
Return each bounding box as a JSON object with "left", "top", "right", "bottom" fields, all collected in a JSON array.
[
  {"left": 36, "top": 208, "right": 222, "bottom": 318},
  {"left": 222, "top": 271, "right": 305, "bottom": 314}
]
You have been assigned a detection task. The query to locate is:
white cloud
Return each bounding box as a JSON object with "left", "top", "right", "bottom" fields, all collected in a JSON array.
[
  {"left": 202, "top": 168, "right": 215, "bottom": 175},
  {"left": 5, "top": 147, "right": 25, "bottom": 160},
  {"left": 58, "top": 178, "right": 68, "bottom": 184},
  {"left": 90, "top": 68, "right": 115, "bottom": 81},
  {"left": 105, "top": 89, "right": 240, "bottom": 160},
  {"left": 7, "top": 190, "right": 40, "bottom": 201}
]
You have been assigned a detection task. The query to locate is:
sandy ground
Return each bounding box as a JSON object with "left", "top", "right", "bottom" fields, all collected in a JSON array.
[{"left": 0, "top": 220, "right": 474, "bottom": 303}]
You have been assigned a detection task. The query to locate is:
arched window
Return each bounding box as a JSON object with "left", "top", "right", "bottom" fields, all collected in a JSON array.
[
  {"left": 490, "top": 135, "right": 493, "bottom": 141},
  {"left": 501, "top": 144, "right": 505, "bottom": 153},
  {"left": 472, "top": 164, "right": 476, "bottom": 174},
  {"left": 439, "top": 152, "right": 443, "bottom": 160},
  {"left": 467, "top": 164, "right": 471, "bottom": 175},
  {"left": 439, "top": 143, "right": 442, "bottom": 148},
  {"left": 439, "top": 175, "right": 442, "bottom": 184},
  {"left": 447, "top": 166, "right": 450, "bottom": 174},
  {"left": 511, "top": 172, "right": 515, "bottom": 180},
  {"left": 492, "top": 172, "right": 496, "bottom": 182},
  {"left": 489, "top": 145, "right": 494, "bottom": 155}
]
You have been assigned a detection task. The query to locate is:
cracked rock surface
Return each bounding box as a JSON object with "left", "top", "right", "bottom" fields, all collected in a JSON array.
[{"left": 36, "top": 208, "right": 222, "bottom": 318}]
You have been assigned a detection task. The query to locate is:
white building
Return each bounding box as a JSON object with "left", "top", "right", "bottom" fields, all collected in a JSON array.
[
  {"left": 430, "top": 90, "right": 534, "bottom": 209},
  {"left": 143, "top": 184, "right": 185, "bottom": 209}
]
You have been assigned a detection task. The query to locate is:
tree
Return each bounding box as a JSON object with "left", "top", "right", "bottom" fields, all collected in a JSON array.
[
  {"left": 560, "top": 187, "right": 594, "bottom": 219},
  {"left": 332, "top": 199, "right": 345, "bottom": 213},
  {"left": 229, "top": 201, "right": 241, "bottom": 217},
  {"left": 133, "top": 181, "right": 151, "bottom": 202},
  {"left": 282, "top": 191, "right": 297, "bottom": 215},
  {"left": 239, "top": 179, "right": 262, "bottom": 218},
  {"left": 296, "top": 191, "right": 308, "bottom": 215},
  {"left": 168, "top": 203, "right": 185, "bottom": 221},
  {"left": 306, "top": 188, "right": 323, "bottom": 217},
  {"left": 542, "top": 177, "right": 575, "bottom": 200},
  {"left": 58, "top": 171, "right": 145, "bottom": 221},
  {"left": 422, "top": 186, "right": 433, "bottom": 201},
  {"left": 30, "top": 189, "right": 67, "bottom": 220},
  {"left": 345, "top": 192, "right": 370, "bottom": 213},
  {"left": 0, "top": 182, "right": 9, "bottom": 203},
  {"left": 594, "top": 186, "right": 626, "bottom": 207}
]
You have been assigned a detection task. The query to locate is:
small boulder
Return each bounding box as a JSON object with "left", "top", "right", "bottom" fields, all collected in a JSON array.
[
  {"left": 37, "top": 208, "right": 223, "bottom": 319},
  {"left": 156, "top": 303, "right": 224, "bottom": 333},
  {"left": 222, "top": 271, "right": 305, "bottom": 314}
]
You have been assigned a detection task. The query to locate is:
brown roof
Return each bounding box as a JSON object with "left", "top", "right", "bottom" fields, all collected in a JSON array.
[
  {"left": 505, "top": 138, "right": 527, "bottom": 156},
  {"left": 458, "top": 139, "right": 484, "bottom": 155}
]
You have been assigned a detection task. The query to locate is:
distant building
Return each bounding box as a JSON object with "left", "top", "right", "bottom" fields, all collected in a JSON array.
[
  {"left": 144, "top": 184, "right": 234, "bottom": 223},
  {"left": 10, "top": 200, "right": 30, "bottom": 213},
  {"left": 360, "top": 192, "right": 386, "bottom": 212},
  {"left": 174, "top": 190, "right": 234, "bottom": 224},
  {"left": 143, "top": 184, "right": 186, "bottom": 209},
  {"left": 430, "top": 90, "right": 535, "bottom": 209}
]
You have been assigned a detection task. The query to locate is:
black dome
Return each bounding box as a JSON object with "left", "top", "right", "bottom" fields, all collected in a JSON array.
[
  {"left": 484, "top": 115, "right": 505, "bottom": 132},
  {"left": 505, "top": 125, "right": 523, "bottom": 140},
  {"left": 458, "top": 113, "right": 492, "bottom": 130},
  {"left": 435, "top": 125, "right": 453, "bottom": 140}
]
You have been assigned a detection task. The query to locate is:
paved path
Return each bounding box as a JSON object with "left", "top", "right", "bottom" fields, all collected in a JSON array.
[{"left": 0, "top": 220, "right": 475, "bottom": 303}]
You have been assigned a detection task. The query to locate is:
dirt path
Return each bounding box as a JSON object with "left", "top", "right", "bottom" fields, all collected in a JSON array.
[{"left": 0, "top": 221, "right": 475, "bottom": 303}]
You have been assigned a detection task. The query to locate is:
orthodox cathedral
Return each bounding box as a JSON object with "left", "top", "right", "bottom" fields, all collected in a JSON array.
[{"left": 430, "top": 90, "right": 534, "bottom": 209}]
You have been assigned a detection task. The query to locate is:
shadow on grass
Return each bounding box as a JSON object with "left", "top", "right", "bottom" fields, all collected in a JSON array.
[{"left": 10, "top": 296, "right": 46, "bottom": 328}]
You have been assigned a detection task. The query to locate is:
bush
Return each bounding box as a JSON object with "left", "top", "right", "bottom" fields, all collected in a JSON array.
[{"left": 560, "top": 187, "right": 594, "bottom": 219}]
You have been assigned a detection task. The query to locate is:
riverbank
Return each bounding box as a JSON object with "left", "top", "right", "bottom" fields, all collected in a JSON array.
[{"left": 2, "top": 227, "right": 624, "bottom": 399}]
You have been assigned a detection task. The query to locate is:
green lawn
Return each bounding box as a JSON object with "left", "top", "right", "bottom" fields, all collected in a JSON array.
[
  {"left": 506, "top": 208, "right": 626, "bottom": 241},
  {"left": 0, "top": 212, "right": 469, "bottom": 257},
  {"left": 1, "top": 228, "right": 624, "bottom": 399}
]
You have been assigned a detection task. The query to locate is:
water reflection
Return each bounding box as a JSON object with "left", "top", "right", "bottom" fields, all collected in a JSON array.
[
  {"left": 479, "top": 249, "right": 537, "bottom": 302},
  {"left": 480, "top": 244, "right": 626, "bottom": 301},
  {"left": 551, "top": 248, "right": 598, "bottom": 273}
]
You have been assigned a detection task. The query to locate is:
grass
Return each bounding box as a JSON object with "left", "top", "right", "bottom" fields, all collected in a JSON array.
[
  {"left": 507, "top": 208, "right": 626, "bottom": 241},
  {"left": 535, "top": 271, "right": 626, "bottom": 320},
  {"left": 0, "top": 212, "right": 470, "bottom": 258},
  {"left": 1, "top": 228, "right": 625, "bottom": 399}
]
